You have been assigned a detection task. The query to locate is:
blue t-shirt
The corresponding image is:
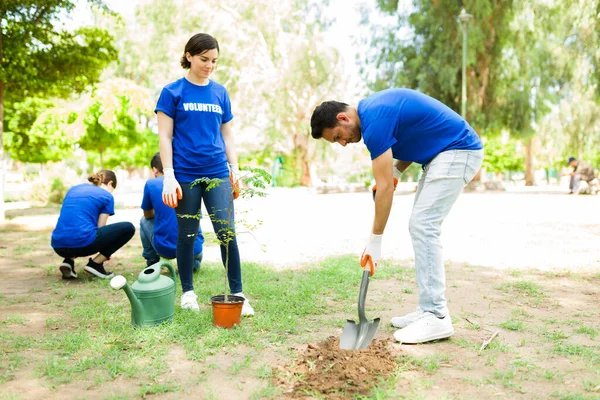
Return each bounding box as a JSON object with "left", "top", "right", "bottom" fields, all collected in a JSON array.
[
  {"left": 141, "top": 177, "right": 203, "bottom": 259},
  {"left": 51, "top": 184, "right": 114, "bottom": 249},
  {"left": 358, "top": 89, "right": 483, "bottom": 165},
  {"left": 154, "top": 78, "right": 234, "bottom": 182}
]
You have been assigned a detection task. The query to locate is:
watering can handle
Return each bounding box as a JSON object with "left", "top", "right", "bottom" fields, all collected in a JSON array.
[{"left": 158, "top": 260, "right": 177, "bottom": 281}]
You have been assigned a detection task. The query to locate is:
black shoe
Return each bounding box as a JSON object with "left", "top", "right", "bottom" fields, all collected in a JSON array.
[
  {"left": 59, "top": 258, "right": 77, "bottom": 279},
  {"left": 193, "top": 252, "right": 203, "bottom": 273},
  {"left": 146, "top": 258, "right": 160, "bottom": 267},
  {"left": 84, "top": 258, "right": 114, "bottom": 279}
]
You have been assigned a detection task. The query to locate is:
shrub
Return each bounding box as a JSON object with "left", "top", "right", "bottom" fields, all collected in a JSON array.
[{"left": 49, "top": 178, "right": 67, "bottom": 204}]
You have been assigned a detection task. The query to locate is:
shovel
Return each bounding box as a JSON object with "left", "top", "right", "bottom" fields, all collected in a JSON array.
[{"left": 339, "top": 256, "right": 381, "bottom": 350}]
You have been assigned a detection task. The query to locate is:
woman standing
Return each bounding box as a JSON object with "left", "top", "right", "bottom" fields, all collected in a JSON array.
[
  {"left": 51, "top": 170, "right": 135, "bottom": 279},
  {"left": 155, "top": 33, "right": 253, "bottom": 315}
]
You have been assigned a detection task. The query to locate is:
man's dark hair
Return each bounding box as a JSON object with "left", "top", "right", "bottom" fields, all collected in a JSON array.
[
  {"left": 151, "top": 152, "right": 163, "bottom": 172},
  {"left": 310, "top": 101, "right": 349, "bottom": 139},
  {"left": 180, "top": 33, "right": 219, "bottom": 69}
]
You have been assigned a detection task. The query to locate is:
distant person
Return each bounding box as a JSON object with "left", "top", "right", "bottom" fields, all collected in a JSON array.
[
  {"left": 140, "top": 153, "right": 204, "bottom": 270},
  {"left": 310, "top": 88, "right": 483, "bottom": 344},
  {"left": 51, "top": 170, "right": 135, "bottom": 279},
  {"left": 567, "top": 157, "right": 597, "bottom": 195},
  {"left": 155, "top": 33, "right": 253, "bottom": 315}
]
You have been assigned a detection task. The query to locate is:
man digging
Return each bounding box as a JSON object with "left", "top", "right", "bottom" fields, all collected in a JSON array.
[{"left": 310, "top": 88, "right": 483, "bottom": 344}]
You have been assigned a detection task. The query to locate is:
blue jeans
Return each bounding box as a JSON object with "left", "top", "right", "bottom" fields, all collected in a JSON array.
[
  {"left": 176, "top": 177, "right": 241, "bottom": 293},
  {"left": 53, "top": 222, "right": 135, "bottom": 260},
  {"left": 409, "top": 149, "right": 483, "bottom": 317},
  {"left": 139, "top": 217, "right": 203, "bottom": 263}
]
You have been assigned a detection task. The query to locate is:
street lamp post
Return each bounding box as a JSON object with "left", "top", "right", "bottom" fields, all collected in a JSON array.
[{"left": 457, "top": 7, "right": 473, "bottom": 118}]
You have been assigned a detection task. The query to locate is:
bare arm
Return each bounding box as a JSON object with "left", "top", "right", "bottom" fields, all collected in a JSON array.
[
  {"left": 98, "top": 213, "right": 109, "bottom": 228},
  {"left": 157, "top": 111, "right": 175, "bottom": 169},
  {"left": 372, "top": 149, "right": 394, "bottom": 234},
  {"left": 143, "top": 209, "right": 154, "bottom": 219},
  {"left": 394, "top": 160, "right": 413, "bottom": 173},
  {"left": 221, "top": 121, "right": 238, "bottom": 166}
]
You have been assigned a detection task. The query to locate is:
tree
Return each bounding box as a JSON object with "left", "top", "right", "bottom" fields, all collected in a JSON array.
[
  {"left": 361, "top": 0, "right": 568, "bottom": 185},
  {"left": 5, "top": 100, "right": 79, "bottom": 163},
  {"left": 536, "top": 0, "right": 600, "bottom": 169},
  {"left": 102, "top": 0, "right": 352, "bottom": 186},
  {"left": 79, "top": 78, "right": 155, "bottom": 169},
  {"left": 0, "top": 0, "right": 117, "bottom": 220}
]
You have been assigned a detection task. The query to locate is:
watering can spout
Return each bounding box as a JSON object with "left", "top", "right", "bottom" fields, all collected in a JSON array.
[{"left": 110, "top": 275, "right": 145, "bottom": 325}]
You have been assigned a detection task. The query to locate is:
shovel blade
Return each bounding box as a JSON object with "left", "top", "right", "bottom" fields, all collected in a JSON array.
[{"left": 339, "top": 318, "right": 381, "bottom": 350}]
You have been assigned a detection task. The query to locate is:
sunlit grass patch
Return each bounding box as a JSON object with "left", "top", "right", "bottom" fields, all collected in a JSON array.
[
  {"left": 2, "top": 315, "right": 27, "bottom": 325},
  {"left": 400, "top": 354, "right": 451, "bottom": 374},
  {"left": 575, "top": 325, "right": 597, "bottom": 339},
  {"left": 500, "top": 319, "right": 526, "bottom": 331},
  {"left": 497, "top": 280, "right": 544, "bottom": 297}
]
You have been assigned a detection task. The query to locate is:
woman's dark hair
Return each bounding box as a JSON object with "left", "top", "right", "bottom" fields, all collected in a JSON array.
[
  {"left": 310, "top": 101, "right": 349, "bottom": 139},
  {"left": 88, "top": 170, "right": 117, "bottom": 189},
  {"left": 180, "top": 33, "right": 220, "bottom": 69},
  {"left": 150, "top": 152, "right": 163, "bottom": 172}
]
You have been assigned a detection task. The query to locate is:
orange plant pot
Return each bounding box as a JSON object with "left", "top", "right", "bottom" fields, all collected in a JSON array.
[{"left": 211, "top": 295, "right": 244, "bottom": 328}]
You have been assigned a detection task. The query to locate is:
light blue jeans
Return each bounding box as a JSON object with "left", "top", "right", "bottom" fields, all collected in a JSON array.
[{"left": 409, "top": 149, "right": 484, "bottom": 317}]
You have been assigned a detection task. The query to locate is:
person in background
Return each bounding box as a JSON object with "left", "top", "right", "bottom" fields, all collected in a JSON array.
[
  {"left": 567, "top": 157, "right": 597, "bottom": 195},
  {"left": 140, "top": 152, "right": 204, "bottom": 270},
  {"left": 310, "top": 88, "right": 483, "bottom": 344},
  {"left": 155, "top": 33, "right": 253, "bottom": 315},
  {"left": 51, "top": 170, "right": 135, "bottom": 279}
]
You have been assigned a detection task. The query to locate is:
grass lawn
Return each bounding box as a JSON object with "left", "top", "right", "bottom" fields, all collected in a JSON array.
[{"left": 1, "top": 224, "right": 600, "bottom": 399}]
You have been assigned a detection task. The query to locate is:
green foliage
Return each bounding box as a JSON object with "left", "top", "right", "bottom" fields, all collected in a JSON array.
[
  {"left": 90, "top": 130, "right": 159, "bottom": 171},
  {"left": 363, "top": 1, "right": 564, "bottom": 138},
  {"left": 401, "top": 163, "right": 422, "bottom": 182},
  {"left": 1, "top": 6, "right": 117, "bottom": 100},
  {"left": 482, "top": 137, "right": 525, "bottom": 173},
  {"left": 3, "top": 97, "right": 70, "bottom": 162},
  {"left": 1, "top": 1, "right": 117, "bottom": 166},
  {"left": 80, "top": 94, "right": 147, "bottom": 169},
  {"left": 48, "top": 178, "right": 67, "bottom": 204},
  {"left": 274, "top": 152, "right": 303, "bottom": 187}
]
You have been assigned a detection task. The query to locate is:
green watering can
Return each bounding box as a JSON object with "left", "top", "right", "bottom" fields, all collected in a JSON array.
[{"left": 110, "top": 261, "right": 177, "bottom": 328}]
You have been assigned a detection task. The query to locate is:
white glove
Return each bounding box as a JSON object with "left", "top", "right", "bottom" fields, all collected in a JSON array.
[
  {"left": 393, "top": 166, "right": 402, "bottom": 179},
  {"left": 229, "top": 163, "right": 241, "bottom": 180},
  {"left": 162, "top": 168, "right": 182, "bottom": 208},
  {"left": 360, "top": 233, "right": 382, "bottom": 275}
]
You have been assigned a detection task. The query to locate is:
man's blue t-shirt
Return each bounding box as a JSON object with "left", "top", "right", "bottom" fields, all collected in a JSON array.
[
  {"left": 141, "top": 177, "right": 203, "bottom": 259},
  {"left": 154, "top": 78, "right": 234, "bottom": 182},
  {"left": 51, "top": 184, "right": 114, "bottom": 249},
  {"left": 358, "top": 89, "right": 482, "bottom": 165}
]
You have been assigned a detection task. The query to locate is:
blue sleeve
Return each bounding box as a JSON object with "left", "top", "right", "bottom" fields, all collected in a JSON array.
[
  {"left": 155, "top": 87, "right": 176, "bottom": 119},
  {"left": 363, "top": 118, "right": 398, "bottom": 160},
  {"left": 141, "top": 182, "right": 153, "bottom": 211},
  {"left": 222, "top": 89, "right": 233, "bottom": 123},
  {"left": 101, "top": 194, "right": 115, "bottom": 216}
]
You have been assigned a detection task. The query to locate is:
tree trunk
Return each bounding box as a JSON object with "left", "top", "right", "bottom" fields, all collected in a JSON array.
[
  {"left": 293, "top": 132, "right": 311, "bottom": 186},
  {"left": 0, "top": 20, "right": 5, "bottom": 222},
  {"left": 0, "top": 80, "right": 5, "bottom": 222},
  {"left": 525, "top": 138, "right": 534, "bottom": 186}
]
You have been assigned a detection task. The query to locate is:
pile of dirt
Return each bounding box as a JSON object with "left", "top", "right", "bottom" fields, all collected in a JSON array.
[{"left": 274, "top": 336, "right": 397, "bottom": 398}]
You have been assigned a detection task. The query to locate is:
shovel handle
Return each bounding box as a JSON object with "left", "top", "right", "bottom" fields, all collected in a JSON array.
[{"left": 359, "top": 254, "right": 375, "bottom": 277}]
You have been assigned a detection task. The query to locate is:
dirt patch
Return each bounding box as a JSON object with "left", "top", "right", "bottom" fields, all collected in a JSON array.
[{"left": 274, "top": 337, "right": 397, "bottom": 398}]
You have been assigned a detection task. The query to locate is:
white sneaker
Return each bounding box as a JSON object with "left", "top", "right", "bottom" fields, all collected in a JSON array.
[
  {"left": 180, "top": 291, "right": 199, "bottom": 311},
  {"left": 233, "top": 293, "right": 255, "bottom": 316},
  {"left": 393, "top": 312, "right": 454, "bottom": 344},
  {"left": 391, "top": 307, "right": 425, "bottom": 329}
]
